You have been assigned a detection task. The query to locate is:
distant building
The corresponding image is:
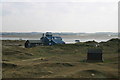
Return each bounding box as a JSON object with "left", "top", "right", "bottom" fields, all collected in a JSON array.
[
  {"left": 87, "top": 48, "right": 103, "bottom": 62},
  {"left": 25, "top": 32, "right": 65, "bottom": 48},
  {"left": 75, "top": 40, "right": 80, "bottom": 43},
  {"left": 25, "top": 40, "right": 42, "bottom": 48},
  {"left": 41, "top": 32, "right": 65, "bottom": 45}
]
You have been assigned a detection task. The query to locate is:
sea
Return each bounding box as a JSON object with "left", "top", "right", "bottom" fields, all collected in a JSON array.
[{"left": 0, "top": 36, "right": 118, "bottom": 43}]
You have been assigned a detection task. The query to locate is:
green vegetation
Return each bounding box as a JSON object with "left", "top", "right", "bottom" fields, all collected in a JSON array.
[{"left": 2, "top": 38, "right": 119, "bottom": 78}]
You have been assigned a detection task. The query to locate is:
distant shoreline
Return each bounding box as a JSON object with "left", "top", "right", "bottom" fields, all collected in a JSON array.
[
  {"left": 1, "top": 38, "right": 119, "bottom": 44},
  {"left": 0, "top": 32, "right": 118, "bottom": 43}
]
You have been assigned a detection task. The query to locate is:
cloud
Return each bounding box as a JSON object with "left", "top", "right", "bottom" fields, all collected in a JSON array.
[
  {"left": 2, "top": 1, "right": 118, "bottom": 32},
  {"left": 1, "top": 0, "right": 119, "bottom": 2}
]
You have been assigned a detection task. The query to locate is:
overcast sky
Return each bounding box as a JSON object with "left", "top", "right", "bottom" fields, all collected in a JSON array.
[{"left": 1, "top": 0, "right": 118, "bottom": 33}]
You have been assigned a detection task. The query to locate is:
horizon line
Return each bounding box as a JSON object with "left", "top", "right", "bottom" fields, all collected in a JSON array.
[{"left": 1, "top": 31, "right": 118, "bottom": 33}]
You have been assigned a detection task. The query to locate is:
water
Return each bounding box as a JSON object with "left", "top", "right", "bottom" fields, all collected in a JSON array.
[{"left": 0, "top": 36, "right": 118, "bottom": 43}]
